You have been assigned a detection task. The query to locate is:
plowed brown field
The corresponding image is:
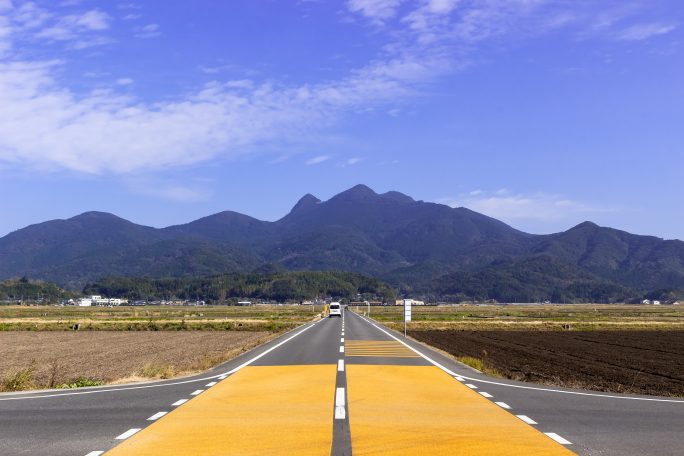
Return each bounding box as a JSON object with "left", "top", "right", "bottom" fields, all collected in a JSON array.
[
  {"left": 0, "top": 331, "right": 271, "bottom": 390},
  {"left": 411, "top": 330, "right": 684, "bottom": 397}
]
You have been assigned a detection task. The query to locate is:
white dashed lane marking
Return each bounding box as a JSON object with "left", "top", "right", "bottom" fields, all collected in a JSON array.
[
  {"left": 171, "top": 399, "right": 188, "bottom": 406},
  {"left": 190, "top": 389, "right": 203, "bottom": 396},
  {"left": 339, "top": 346, "right": 344, "bottom": 353},
  {"left": 334, "top": 387, "right": 346, "bottom": 420},
  {"left": 338, "top": 360, "right": 345, "bottom": 372},
  {"left": 545, "top": 433, "right": 572, "bottom": 445},
  {"left": 465, "top": 383, "right": 478, "bottom": 389},
  {"left": 206, "top": 382, "right": 217, "bottom": 387},
  {"left": 115, "top": 428, "right": 141, "bottom": 440},
  {"left": 479, "top": 392, "right": 493, "bottom": 398},
  {"left": 516, "top": 415, "right": 538, "bottom": 425},
  {"left": 495, "top": 401, "right": 511, "bottom": 409},
  {"left": 340, "top": 337, "right": 344, "bottom": 343},
  {"left": 85, "top": 452, "right": 104, "bottom": 456},
  {"left": 147, "top": 411, "right": 167, "bottom": 421}
]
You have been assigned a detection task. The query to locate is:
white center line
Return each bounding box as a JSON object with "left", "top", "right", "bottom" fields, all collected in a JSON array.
[
  {"left": 338, "top": 360, "right": 345, "bottom": 372},
  {"left": 335, "top": 406, "right": 346, "bottom": 419},
  {"left": 147, "top": 411, "right": 167, "bottom": 421},
  {"left": 545, "top": 433, "right": 572, "bottom": 445},
  {"left": 479, "top": 392, "right": 493, "bottom": 398},
  {"left": 336, "top": 387, "right": 345, "bottom": 406},
  {"left": 205, "top": 382, "right": 217, "bottom": 387},
  {"left": 172, "top": 399, "right": 188, "bottom": 406},
  {"left": 516, "top": 415, "right": 538, "bottom": 425},
  {"left": 190, "top": 389, "right": 203, "bottom": 396},
  {"left": 339, "top": 346, "right": 344, "bottom": 353},
  {"left": 115, "top": 428, "right": 141, "bottom": 440},
  {"left": 465, "top": 383, "right": 478, "bottom": 389},
  {"left": 85, "top": 452, "right": 104, "bottom": 456},
  {"left": 495, "top": 401, "right": 511, "bottom": 409}
]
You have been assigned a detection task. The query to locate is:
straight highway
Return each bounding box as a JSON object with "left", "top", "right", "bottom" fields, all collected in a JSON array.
[{"left": 1, "top": 309, "right": 683, "bottom": 455}]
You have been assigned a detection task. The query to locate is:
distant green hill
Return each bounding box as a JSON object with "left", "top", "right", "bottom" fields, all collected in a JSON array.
[
  {"left": 84, "top": 271, "right": 396, "bottom": 303},
  {"left": 1, "top": 185, "right": 683, "bottom": 301}
]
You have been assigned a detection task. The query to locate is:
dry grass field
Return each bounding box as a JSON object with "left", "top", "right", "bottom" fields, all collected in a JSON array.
[
  {"left": 0, "top": 304, "right": 324, "bottom": 331},
  {"left": 0, "top": 331, "right": 274, "bottom": 392},
  {"left": 356, "top": 304, "right": 684, "bottom": 330}
]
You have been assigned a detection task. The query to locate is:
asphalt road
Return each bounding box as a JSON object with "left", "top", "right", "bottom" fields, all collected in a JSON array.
[{"left": 0, "top": 310, "right": 682, "bottom": 455}]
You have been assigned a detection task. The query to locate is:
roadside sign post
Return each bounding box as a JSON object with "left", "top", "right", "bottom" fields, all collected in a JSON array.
[
  {"left": 403, "top": 299, "right": 412, "bottom": 337},
  {"left": 365, "top": 300, "right": 370, "bottom": 317}
]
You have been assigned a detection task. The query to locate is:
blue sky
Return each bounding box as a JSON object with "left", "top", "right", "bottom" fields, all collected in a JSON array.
[{"left": 0, "top": 0, "right": 682, "bottom": 240}]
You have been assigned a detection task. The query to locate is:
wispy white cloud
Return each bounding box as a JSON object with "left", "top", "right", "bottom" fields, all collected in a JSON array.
[
  {"left": 134, "top": 22, "right": 160, "bottom": 38},
  {"left": 305, "top": 155, "right": 331, "bottom": 165},
  {"left": 35, "top": 9, "right": 109, "bottom": 41},
  {"left": 441, "top": 190, "right": 616, "bottom": 223},
  {"left": 116, "top": 77, "right": 133, "bottom": 85},
  {"left": 615, "top": 22, "right": 677, "bottom": 41},
  {"left": 127, "top": 178, "right": 214, "bottom": 203},
  {"left": 347, "top": 0, "right": 406, "bottom": 24}
]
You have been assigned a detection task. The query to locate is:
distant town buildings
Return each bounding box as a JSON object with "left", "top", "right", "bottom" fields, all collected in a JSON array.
[{"left": 76, "top": 295, "right": 128, "bottom": 307}]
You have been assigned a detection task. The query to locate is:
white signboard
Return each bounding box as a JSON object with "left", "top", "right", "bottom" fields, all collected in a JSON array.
[{"left": 403, "top": 299, "right": 412, "bottom": 322}]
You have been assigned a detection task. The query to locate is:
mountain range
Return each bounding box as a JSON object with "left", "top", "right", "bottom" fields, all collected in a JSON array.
[{"left": 1, "top": 184, "right": 683, "bottom": 302}]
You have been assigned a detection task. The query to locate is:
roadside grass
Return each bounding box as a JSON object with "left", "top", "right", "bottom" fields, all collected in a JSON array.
[
  {"left": 57, "top": 377, "right": 105, "bottom": 389},
  {"left": 1, "top": 366, "right": 36, "bottom": 392},
  {"left": 139, "top": 363, "right": 177, "bottom": 379},
  {"left": 457, "top": 356, "right": 500, "bottom": 377}
]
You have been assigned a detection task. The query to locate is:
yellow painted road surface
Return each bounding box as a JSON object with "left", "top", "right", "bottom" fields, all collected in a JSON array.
[
  {"left": 106, "top": 365, "right": 336, "bottom": 456},
  {"left": 345, "top": 340, "right": 420, "bottom": 358},
  {"left": 346, "top": 364, "right": 575, "bottom": 455}
]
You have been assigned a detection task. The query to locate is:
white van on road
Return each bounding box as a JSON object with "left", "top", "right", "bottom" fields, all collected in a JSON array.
[{"left": 328, "top": 302, "right": 342, "bottom": 317}]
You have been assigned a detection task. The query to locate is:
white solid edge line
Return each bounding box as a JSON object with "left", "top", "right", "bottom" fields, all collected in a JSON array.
[
  {"left": 338, "top": 360, "right": 345, "bottom": 372},
  {"left": 516, "top": 415, "right": 538, "bottom": 425},
  {"left": 191, "top": 389, "right": 203, "bottom": 396},
  {"left": 85, "top": 452, "right": 104, "bottom": 456},
  {"left": 115, "top": 428, "right": 141, "bottom": 440},
  {"left": 172, "top": 399, "right": 188, "bottom": 406},
  {"left": 0, "top": 319, "right": 321, "bottom": 402},
  {"left": 336, "top": 387, "right": 345, "bottom": 407},
  {"left": 479, "top": 392, "right": 493, "bottom": 398},
  {"left": 355, "top": 313, "right": 684, "bottom": 404},
  {"left": 545, "top": 432, "right": 572, "bottom": 445},
  {"left": 334, "top": 405, "right": 346, "bottom": 419},
  {"left": 147, "top": 411, "right": 167, "bottom": 421},
  {"left": 495, "top": 401, "right": 511, "bottom": 409}
]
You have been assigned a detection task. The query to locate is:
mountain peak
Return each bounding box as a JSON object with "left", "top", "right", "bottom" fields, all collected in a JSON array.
[
  {"left": 69, "top": 211, "right": 126, "bottom": 223},
  {"left": 571, "top": 221, "right": 600, "bottom": 231},
  {"left": 289, "top": 193, "right": 321, "bottom": 215},
  {"left": 331, "top": 184, "right": 377, "bottom": 202}
]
